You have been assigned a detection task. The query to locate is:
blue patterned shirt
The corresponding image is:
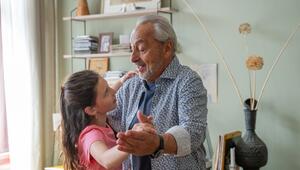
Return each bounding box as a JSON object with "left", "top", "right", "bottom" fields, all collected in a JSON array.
[{"left": 108, "top": 56, "right": 208, "bottom": 170}]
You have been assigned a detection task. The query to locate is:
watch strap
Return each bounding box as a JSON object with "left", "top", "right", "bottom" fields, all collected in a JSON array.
[{"left": 150, "top": 134, "right": 164, "bottom": 158}]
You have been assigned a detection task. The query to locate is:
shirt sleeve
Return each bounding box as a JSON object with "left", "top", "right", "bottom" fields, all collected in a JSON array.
[
  {"left": 79, "top": 129, "right": 106, "bottom": 165},
  {"left": 174, "top": 72, "right": 208, "bottom": 157},
  {"left": 166, "top": 126, "right": 191, "bottom": 156}
]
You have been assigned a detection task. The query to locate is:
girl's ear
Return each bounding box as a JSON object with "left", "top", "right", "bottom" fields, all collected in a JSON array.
[{"left": 84, "top": 106, "right": 96, "bottom": 116}]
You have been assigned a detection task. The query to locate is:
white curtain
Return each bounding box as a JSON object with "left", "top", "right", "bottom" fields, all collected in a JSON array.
[
  {"left": 0, "top": 0, "right": 57, "bottom": 169},
  {"left": 0, "top": 6, "right": 9, "bottom": 154}
]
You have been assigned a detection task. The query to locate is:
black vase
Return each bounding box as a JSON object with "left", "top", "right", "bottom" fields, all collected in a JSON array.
[{"left": 235, "top": 99, "right": 268, "bottom": 170}]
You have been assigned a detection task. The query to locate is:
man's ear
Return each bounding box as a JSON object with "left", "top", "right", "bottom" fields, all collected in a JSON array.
[
  {"left": 163, "top": 40, "right": 173, "bottom": 58},
  {"left": 84, "top": 106, "right": 96, "bottom": 116}
]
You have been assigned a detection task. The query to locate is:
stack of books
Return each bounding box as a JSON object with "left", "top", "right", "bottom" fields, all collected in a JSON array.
[
  {"left": 73, "top": 35, "right": 98, "bottom": 54},
  {"left": 104, "top": 71, "right": 127, "bottom": 86},
  {"left": 110, "top": 43, "right": 131, "bottom": 53}
]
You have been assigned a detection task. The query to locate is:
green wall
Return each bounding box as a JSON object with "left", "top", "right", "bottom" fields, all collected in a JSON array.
[{"left": 58, "top": 0, "right": 300, "bottom": 169}]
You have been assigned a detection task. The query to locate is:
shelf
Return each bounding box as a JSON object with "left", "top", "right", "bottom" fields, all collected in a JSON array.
[
  {"left": 63, "top": 7, "right": 177, "bottom": 21},
  {"left": 64, "top": 51, "right": 131, "bottom": 59}
]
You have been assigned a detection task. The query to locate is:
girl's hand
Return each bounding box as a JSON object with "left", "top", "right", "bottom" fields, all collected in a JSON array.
[{"left": 120, "top": 71, "right": 136, "bottom": 83}]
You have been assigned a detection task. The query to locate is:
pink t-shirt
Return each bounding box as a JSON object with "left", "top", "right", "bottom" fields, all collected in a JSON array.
[{"left": 77, "top": 124, "right": 121, "bottom": 170}]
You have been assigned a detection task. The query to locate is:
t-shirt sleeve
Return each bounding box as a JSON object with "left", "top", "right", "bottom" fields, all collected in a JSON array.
[{"left": 79, "top": 129, "right": 106, "bottom": 165}]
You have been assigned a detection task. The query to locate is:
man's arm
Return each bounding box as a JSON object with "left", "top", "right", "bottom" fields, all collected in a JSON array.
[
  {"left": 116, "top": 126, "right": 186, "bottom": 156},
  {"left": 116, "top": 74, "right": 207, "bottom": 157},
  {"left": 116, "top": 111, "right": 164, "bottom": 155}
]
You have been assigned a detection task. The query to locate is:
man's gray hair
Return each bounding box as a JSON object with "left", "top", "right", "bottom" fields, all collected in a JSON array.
[{"left": 133, "top": 15, "right": 177, "bottom": 52}]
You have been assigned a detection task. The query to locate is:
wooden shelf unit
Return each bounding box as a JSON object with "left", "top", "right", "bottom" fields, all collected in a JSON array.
[
  {"left": 63, "top": 51, "right": 131, "bottom": 59},
  {"left": 63, "top": 4, "right": 176, "bottom": 71},
  {"left": 63, "top": 7, "right": 176, "bottom": 21}
]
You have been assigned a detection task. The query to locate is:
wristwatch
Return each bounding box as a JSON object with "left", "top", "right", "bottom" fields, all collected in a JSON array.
[{"left": 151, "top": 134, "right": 164, "bottom": 158}]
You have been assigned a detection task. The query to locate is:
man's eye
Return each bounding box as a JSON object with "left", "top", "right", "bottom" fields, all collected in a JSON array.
[{"left": 139, "top": 48, "right": 145, "bottom": 52}]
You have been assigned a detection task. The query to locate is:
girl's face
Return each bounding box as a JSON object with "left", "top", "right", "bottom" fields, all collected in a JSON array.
[{"left": 93, "top": 77, "right": 117, "bottom": 114}]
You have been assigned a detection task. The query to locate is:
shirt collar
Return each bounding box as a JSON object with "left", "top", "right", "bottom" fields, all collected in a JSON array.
[
  {"left": 158, "top": 55, "right": 180, "bottom": 80},
  {"left": 142, "top": 80, "right": 156, "bottom": 91}
]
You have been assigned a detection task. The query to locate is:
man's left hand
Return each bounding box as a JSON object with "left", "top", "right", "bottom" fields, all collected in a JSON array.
[
  {"left": 116, "top": 130, "right": 159, "bottom": 156},
  {"left": 116, "top": 111, "right": 159, "bottom": 156}
]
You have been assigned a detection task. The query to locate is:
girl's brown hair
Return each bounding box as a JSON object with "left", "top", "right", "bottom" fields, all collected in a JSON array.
[{"left": 60, "top": 70, "right": 99, "bottom": 170}]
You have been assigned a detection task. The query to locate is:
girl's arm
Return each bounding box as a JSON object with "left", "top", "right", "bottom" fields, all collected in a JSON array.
[
  {"left": 89, "top": 112, "right": 155, "bottom": 169},
  {"left": 90, "top": 141, "right": 128, "bottom": 170},
  {"left": 110, "top": 71, "right": 136, "bottom": 91}
]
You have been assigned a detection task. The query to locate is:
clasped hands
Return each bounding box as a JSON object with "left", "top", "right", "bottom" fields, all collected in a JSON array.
[{"left": 116, "top": 111, "right": 160, "bottom": 156}]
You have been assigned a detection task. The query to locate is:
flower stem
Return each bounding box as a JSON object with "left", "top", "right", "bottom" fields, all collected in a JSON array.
[
  {"left": 243, "top": 34, "right": 249, "bottom": 55},
  {"left": 248, "top": 70, "right": 252, "bottom": 107},
  {"left": 251, "top": 71, "right": 256, "bottom": 110},
  {"left": 183, "top": 0, "right": 244, "bottom": 106},
  {"left": 245, "top": 35, "right": 253, "bottom": 108},
  {"left": 255, "top": 23, "right": 300, "bottom": 110}
]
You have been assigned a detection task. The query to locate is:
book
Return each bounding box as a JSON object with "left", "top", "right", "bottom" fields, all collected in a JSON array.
[
  {"left": 74, "top": 50, "right": 98, "bottom": 54},
  {"left": 74, "top": 46, "right": 98, "bottom": 51},
  {"left": 75, "top": 35, "right": 98, "bottom": 40},
  {"left": 73, "top": 41, "right": 98, "bottom": 48},
  {"left": 214, "top": 135, "right": 222, "bottom": 170},
  {"left": 214, "top": 131, "right": 241, "bottom": 170}
]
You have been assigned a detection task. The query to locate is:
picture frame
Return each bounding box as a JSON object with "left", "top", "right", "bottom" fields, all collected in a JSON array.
[
  {"left": 214, "top": 131, "right": 241, "bottom": 170},
  {"left": 103, "top": 0, "right": 161, "bottom": 14},
  {"left": 99, "top": 32, "right": 113, "bottom": 53},
  {"left": 88, "top": 58, "right": 109, "bottom": 76},
  {"left": 100, "top": 0, "right": 105, "bottom": 14},
  {"left": 190, "top": 64, "right": 218, "bottom": 104}
]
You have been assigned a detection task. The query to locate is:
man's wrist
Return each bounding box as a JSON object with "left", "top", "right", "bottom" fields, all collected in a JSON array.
[
  {"left": 162, "top": 133, "right": 177, "bottom": 155},
  {"left": 150, "top": 134, "right": 164, "bottom": 158}
]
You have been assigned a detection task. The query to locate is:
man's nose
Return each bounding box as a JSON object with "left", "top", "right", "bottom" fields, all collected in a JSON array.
[{"left": 130, "top": 49, "right": 139, "bottom": 63}]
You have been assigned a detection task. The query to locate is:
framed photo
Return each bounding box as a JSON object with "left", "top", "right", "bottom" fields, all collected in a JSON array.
[
  {"left": 103, "top": 0, "right": 161, "bottom": 14},
  {"left": 99, "top": 32, "right": 113, "bottom": 53},
  {"left": 190, "top": 64, "right": 218, "bottom": 104},
  {"left": 214, "top": 131, "right": 241, "bottom": 170},
  {"left": 88, "top": 58, "right": 109, "bottom": 76}
]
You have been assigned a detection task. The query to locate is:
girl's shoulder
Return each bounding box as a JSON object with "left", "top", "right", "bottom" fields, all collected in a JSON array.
[
  {"left": 80, "top": 124, "right": 113, "bottom": 137},
  {"left": 78, "top": 124, "right": 116, "bottom": 149}
]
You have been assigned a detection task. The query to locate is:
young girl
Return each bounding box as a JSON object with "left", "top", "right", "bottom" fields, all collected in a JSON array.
[{"left": 60, "top": 70, "right": 152, "bottom": 170}]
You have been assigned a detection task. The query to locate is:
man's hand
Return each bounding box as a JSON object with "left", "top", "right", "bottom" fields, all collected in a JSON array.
[
  {"left": 131, "top": 111, "right": 156, "bottom": 134},
  {"left": 116, "top": 111, "right": 160, "bottom": 156},
  {"left": 116, "top": 130, "right": 160, "bottom": 156}
]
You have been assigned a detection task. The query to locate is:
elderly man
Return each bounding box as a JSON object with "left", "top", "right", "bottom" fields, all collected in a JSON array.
[{"left": 108, "top": 15, "right": 208, "bottom": 170}]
